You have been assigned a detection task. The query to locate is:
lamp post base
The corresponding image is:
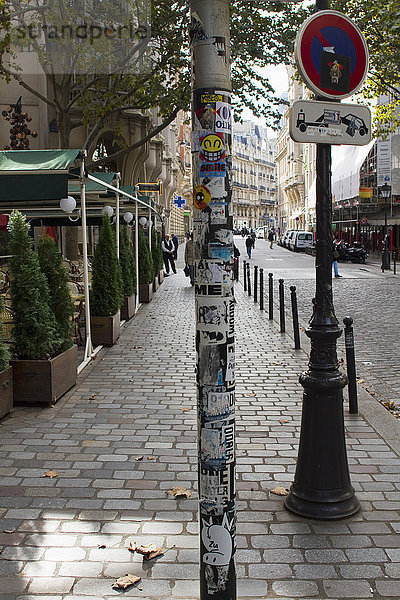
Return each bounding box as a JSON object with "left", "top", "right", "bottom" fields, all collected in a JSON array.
[
  {"left": 285, "top": 326, "right": 360, "bottom": 521},
  {"left": 382, "top": 249, "right": 391, "bottom": 271},
  {"left": 285, "top": 489, "right": 360, "bottom": 521}
]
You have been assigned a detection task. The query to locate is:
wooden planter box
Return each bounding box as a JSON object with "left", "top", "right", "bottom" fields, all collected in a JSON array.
[
  {"left": 12, "top": 345, "right": 77, "bottom": 406},
  {"left": 139, "top": 283, "right": 153, "bottom": 303},
  {"left": 0, "top": 366, "right": 13, "bottom": 419},
  {"left": 121, "top": 295, "right": 136, "bottom": 321},
  {"left": 153, "top": 277, "right": 159, "bottom": 292},
  {"left": 91, "top": 313, "right": 120, "bottom": 346},
  {"left": 158, "top": 270, "right": 164, "bottom": 285}
]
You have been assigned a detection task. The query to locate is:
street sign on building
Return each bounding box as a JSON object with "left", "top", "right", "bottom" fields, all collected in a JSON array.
[
  {"left": 289, "top": 100, "right": 371, "bottom": 146},
  {"left": 377, "top": 137, "right": 392, "bottom": 187},
  {"left": 294, "top": 10, "right": 368, "bottom": 100},
  {"left": 137, "top": 181, "right": 162, "bottom": 194}
]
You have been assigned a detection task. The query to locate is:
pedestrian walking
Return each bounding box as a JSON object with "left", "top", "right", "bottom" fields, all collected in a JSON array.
[
  {"left": 332, "top": 235, "right": 342, "bottom": 278},
  {"left": 184, "top": 232, "right": 195, "bottom": 286},
  {"left": 162, "top": 234, "right": 177, "bottom": 275},
  {"left": 245, "top": 234, "right": 254, "bottom": 259},
  {"left": 268, "top": 229, "right": 274, "bottom": 249},
  {"left": 171, "top": 233, "right": 179, "bottom": 260}
]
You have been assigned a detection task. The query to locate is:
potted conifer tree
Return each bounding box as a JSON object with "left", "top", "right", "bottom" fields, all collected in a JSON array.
[
  {"left": 8, "top": 211, "right": 76, "bottom": 406},
  {"left": 0, "top": 295, "right": 12, "bottom": 419},
  {"left": 120, "top": 225, "right": 136, "bottom": 320},
  {"left": 138, "top": 226, "right": 154, "bottom": 303},
  {"left": 90, "top": 214, "right": 123, "bottom": 345}
]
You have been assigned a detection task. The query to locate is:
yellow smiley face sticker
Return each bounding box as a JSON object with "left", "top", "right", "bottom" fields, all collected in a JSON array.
[{"left": 200, "top": 134, "right": 225, "bottom": 162}]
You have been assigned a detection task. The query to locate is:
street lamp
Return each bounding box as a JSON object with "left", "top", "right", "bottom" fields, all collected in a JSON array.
[{"left": 380, "top": 183, "right": 391, "bottom": 271}]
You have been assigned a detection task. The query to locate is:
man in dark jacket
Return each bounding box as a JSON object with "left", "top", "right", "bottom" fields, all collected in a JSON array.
[
  {"left": 171, "top": 234, "right": 179, "bottom": 260},
  {"left": 245, "top": 235, "right": 254, "bottom": 259},
  {"left": 162, "top": 234, "right": 177, "bottom": 275}
]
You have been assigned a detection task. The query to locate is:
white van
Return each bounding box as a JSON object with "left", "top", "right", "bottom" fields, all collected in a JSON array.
[{"left": 289, "top": 231, "right": 314, "bottom": 252}]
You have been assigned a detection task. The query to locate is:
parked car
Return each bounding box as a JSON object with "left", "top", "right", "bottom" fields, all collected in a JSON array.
[
  {"left": 256, "top": 226, "right": 268, "bottom": 239},
  {"left": 289, "top": 231, "right": 314, "bottom": 252},
  {"left": 281, "top": 229, "right": 295, "bottom": 248}
]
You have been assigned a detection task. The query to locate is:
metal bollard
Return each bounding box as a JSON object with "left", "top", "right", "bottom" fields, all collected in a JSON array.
[
  {"left": 243, "top": 260, "right": 247, "bottom": 292},
  {"left": 268, "top": 273, "right": 273, "bottom": 320},
  {"left": 279, "top": 279, "right": 285, "bottom": 333},
  {"left": 247, "top": 263, "right": 251, "bottom": 296},
  {"left": 236, "top": 256, "right": 240, "bottom": 281},
  {"left": 393, "top": 251, "right": 397, "bottom": 276},
  {"left": 343, "top": 316, "right": 358, "bottom": 414},
  {"left": 259, "top": 268, "right": 264, "bottom": 311},
  {"left": 290, "top": 286, "right": 301, "bottom": 349},
  {"left": 254, "top": 265, "right": 258, "bottom": 303}
]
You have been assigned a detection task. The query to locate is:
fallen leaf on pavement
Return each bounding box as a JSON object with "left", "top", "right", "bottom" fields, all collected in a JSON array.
[
  {"left": 182, "top": 408, "right": 191, "bottom": 412},
  {"left": 357, "top": 378, "right": 365, "bottom": 384},
  {"left": 167, "top": 486, "right": 192, "bottom": 498},
  {"left": 272, "top": 362, "right": 282, "bottom": 365},
  {"left": 3, "top": 530, "right": 14, "bottom": 534},
  {"left": 147, "top": 456, "right": 155, "bottom": 460},
  {"left": 279, "top": 419, "right": 289, "bottom": 424},
  {"left": 247, "top": 393, "right": 256, "bottom": 397},
  {"left": 365, "top": 388, "right": 375, "bottom": 396},
  {"left": 90, "top": 394, "right": 97, "bottom": 400},
  {"left": 112, "top": 574, "right": 141, "bottom": 589},
  {"left": 270, "top": 486, "right": 289, "bottom": 496},
  {"left": 135, "top": 543, "right": 164, "bottom": 560},
  {"left": 135, "top": 456, "right": 144, "bottom": 461},
  {"left": 42, "top": 470, "right": 58, "bottom": 479}
]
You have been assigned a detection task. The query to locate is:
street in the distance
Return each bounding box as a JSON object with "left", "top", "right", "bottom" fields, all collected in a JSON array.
[{"left": 236, "top": 235, "right": 400, "bottom": 407}]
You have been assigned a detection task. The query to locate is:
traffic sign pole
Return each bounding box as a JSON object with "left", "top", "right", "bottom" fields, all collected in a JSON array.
[{"left": 285, "top": 0, "right": 360, "bottom": 521}]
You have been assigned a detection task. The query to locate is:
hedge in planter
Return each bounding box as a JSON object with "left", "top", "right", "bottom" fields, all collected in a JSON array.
[
  {"left": 91, "top": 214, "right": 123, "bottom": 344},
  {"left": 119, "top": 225, "right": 136, "bottom": 320},
  {"left": 151, "top": 229, "right": 163, "bottom": 281},
  {"left": 138, "top": 226, "right": 154, "bottom": 302},
  {"left": 0, "top": 295, "right": 12, "bottom": 419},
  {"left": 8, "top": 211, "right": 76, "bottom": 405},
  {"left": 38, "top": 233, "right": 74, "bottom": 352}
]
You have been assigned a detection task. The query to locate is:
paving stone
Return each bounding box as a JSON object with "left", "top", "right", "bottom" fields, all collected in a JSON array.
[
  {"left": 272, "top": 580, "right": 319, "bottom": 597},
  {"left": 28, "top": 578, "right": 74, "bottom": 594},
  {"left": 323, "top": 580, "right": 373, "bottom": 598},
  {"left": 375, "top": 581, "right": 400, "bottom": 597}
]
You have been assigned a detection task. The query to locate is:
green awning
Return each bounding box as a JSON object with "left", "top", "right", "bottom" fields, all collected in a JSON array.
[
  {"left": 0, "top": 149, "right": 80, "bottom": 172},
  {"left": 0, "top": 149, "right": 80, "bottom": 203},
  {"left": 68, "top": 172, "right": 116, "bottom": 195}
]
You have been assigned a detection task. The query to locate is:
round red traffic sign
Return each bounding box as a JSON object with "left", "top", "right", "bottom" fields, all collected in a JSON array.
[{"left": 295, "top": 10, "right": 368, "bottom": 100}]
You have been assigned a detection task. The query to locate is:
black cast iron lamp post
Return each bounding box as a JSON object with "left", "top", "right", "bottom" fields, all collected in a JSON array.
[{"left": 380, "top": 183, "right": 391, "bottom": 271}]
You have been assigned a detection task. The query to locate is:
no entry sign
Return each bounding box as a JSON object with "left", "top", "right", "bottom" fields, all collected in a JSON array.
[{"left": 295, "top": 10, "right": 369, "bottom": 100}]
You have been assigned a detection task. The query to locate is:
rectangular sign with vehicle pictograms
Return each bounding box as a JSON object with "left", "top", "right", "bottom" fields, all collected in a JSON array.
[{"left": 289, "top": 100, "right": 371, "bottom": 146}]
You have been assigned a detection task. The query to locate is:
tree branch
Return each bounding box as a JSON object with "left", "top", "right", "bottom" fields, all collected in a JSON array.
[
  {"left": 0, "top": 63, "right": 57, "bottom": 109},
  {"left": 86, "top": 105, "right": 181, "bottom": 169}
]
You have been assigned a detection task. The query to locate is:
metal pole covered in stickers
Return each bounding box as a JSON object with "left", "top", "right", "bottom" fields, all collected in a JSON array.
[{"left": 190, "top": 1, "right": 236, "bottom": 599}]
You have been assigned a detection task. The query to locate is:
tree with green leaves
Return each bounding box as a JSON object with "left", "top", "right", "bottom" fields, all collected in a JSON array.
[
  {"left": 138, "top": 227, "right": 154, "bottom": 285},
  {"left": 0, "top": 0, "right": 305, "bottom": 164},
  {"left": 38, "top": 233, "right": 74, "bottom": 352},
  {"left": 119, "top": 225, "right": 136, "bottom": 297},
  {"left": 8, "top": 210, "right": 59, "bottom": 360},
  {"left": 332, "top": 0, "right": 399, "bottom": 136},
  {"left": 91, "top": 214, "right": 123, "bottom": 316}
]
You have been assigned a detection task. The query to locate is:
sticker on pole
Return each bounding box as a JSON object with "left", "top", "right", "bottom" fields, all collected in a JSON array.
[
  {"left": 194, "top": 184, "right": 211, "bottom": 210},
  {"left": 294, "top": 10, "right": 369, "bottom": 100}
]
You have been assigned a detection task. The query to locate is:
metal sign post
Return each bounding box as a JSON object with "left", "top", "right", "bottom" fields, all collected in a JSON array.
[
  {"left": 190, "top": 1, "right": 236, "bottom": 598},
  {"left": 285, "top": 0, "right": 365, "bottom": 520}
]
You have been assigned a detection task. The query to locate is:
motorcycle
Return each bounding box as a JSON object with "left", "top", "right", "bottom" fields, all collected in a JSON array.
[{"left": 335, "top": 241, "right": 368, "bottom": 264}]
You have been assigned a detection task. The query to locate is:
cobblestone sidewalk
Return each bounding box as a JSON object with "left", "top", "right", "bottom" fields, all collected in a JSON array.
[{"left": 0, "top": 268, "right": 399, "bottom": 599}]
